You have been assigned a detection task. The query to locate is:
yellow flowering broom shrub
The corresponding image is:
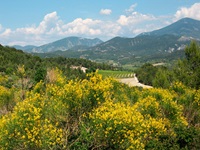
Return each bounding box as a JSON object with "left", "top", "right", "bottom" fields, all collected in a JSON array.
[
  {"left": 0, "top": 69, "right": 116, "bottom": 149},
  {"left": 0, "top": 74, "right": 8, "bottom": 86},
  {"left": 0, "top": 90, "right": 64, "bottom": 149},
  {"left": 0, "top": 86, "right": 14, "bottom": 112},
  {"left": 87, "top": 80, "right": 199, "bottom": 149},
  {"left": 89, "top": 100, "right": 172, "bottom": 150},
  {"left": 0, "top": 69, "right": 67, "bottom": 149},
  {"left": 0, "top": 69, "right": 199, "bottom": 149},
  {"left": 169, "top": 82, "right": 200, "bottom": 125}
]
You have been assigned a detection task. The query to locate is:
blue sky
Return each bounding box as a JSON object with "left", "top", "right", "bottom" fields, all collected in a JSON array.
[{"left": 0, "top": 0, "right": 200, "bottom": 46}]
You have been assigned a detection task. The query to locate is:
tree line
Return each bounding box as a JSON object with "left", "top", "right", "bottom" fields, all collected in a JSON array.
[
  {"left": 0, "top": 45, "right": 114, "bottom": 84},
  {"left": 135, "top": 41, "right": 200, "bottom": 90}
]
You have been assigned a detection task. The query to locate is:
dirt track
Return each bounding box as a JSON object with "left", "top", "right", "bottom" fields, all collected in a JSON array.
[{"left": 118, "top": 74, "right": 152, "bottom": 88}]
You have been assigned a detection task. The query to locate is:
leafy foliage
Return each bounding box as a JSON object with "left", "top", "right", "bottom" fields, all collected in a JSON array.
[
  {"left": 135, "top": 63, "right": 157, "bottom": 86},
  {"left": 0, "top": 68, "right": 199, "bottom": 149},
  {"left": 136, "top": 41, "right": 200, "bottom": 90},
  {"left": 0, "top": 45, "right": 113, "bottom": 82},
  {"left": 174, "top": 41, "right": 200, "bottom": 89},
  {"left": 0, "top": 42, "right": 200, "bottom": 149}
]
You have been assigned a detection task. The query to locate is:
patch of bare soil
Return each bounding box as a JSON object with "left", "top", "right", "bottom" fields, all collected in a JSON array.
[{"left": 118, "top": 74, "right": 152, "bottom": 88}]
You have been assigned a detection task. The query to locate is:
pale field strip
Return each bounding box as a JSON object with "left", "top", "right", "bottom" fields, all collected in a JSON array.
[{"left": 118, "top": 74, "right": 152, "bottom": 88}]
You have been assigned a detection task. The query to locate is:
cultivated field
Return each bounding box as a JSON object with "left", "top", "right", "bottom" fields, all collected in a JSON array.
[
  {"left": 98, "top": 70, "right": 134, "bottom": 78},
  {"left": 98, "top": 70, "right": 152, "bottom": 88}
]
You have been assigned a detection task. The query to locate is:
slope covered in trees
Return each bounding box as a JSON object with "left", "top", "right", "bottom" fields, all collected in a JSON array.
[
  {"left": 0, "top": 42, "right": 200, "bottom": 149},
  {"left": 0, "top": 69, "right": 200, "bottom": 149},
  {"left": 0, "top": 45, "right": 113, "bottom": 82},
  {"left": 136, "top": 41, "right": 200, "bottom": 89}
]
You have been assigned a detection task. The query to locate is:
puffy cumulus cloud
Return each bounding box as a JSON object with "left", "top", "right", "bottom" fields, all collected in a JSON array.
[
  {"left": 63, "top": 18, "right": 102, "bottom": 35},
  {"left": 116, "top": 3, "right": 171, "bottom": 37},
  {"left": 175, "top": 3, "right": 200, "bottom": 20},
  {"left": 37, "top": 11, "right": 63, "bottom": 34},
  {"left": 1, "top": 28, "right": 12, "bottom": 37},
  {"left": 0, "top": 24, "right": 2, "bottom": 31},
  {"left": 0, "top": 2, "right": 180, "bottom": 46},
  {"left": 0, "top": 11, "right": 122, "bottom": 46},
  {"left": 117, "top": 15, "right": 128, "bottom": 26},
  {"left": 100, "top": 9, "right": 112, "bottom": 15},
  {"left": 15, "top": 11, "right": 63, "bottom": 35},
  {"left": 125, "top": 3, "right": 137, "bottom": 14},
  {"left": 117, "top": 12, "right": 156, "bottom": 26},
  {"left": 63, "top": 18, "right": 121, "bottom": 39},
  {"left": 103, "top": 22, "right": 122, "bottom": 37},
  {"left": 0, "top": 11, "right": 64, "bottom": 46},
  {"left": 117, "top": 3, "right": 156, "bottom": 27},
  {"left": 117, "top": 11, "right": 170, "bottom": 37}
]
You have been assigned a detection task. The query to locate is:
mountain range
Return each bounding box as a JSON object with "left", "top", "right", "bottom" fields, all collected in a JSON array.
[
  {"left": 31, "top": 37, "right": 103, "bottom": 53},
  {"left": 13, "top": 17, "right": 200, "bottom": 65},
  {"left": 142, "top": 17, "right": 200, "bottom": 39},
  {"left": 12, "top": 45, "right": 37, "bottom": 52}
]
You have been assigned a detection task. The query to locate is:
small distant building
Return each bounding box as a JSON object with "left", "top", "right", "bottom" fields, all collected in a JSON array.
[{"left": 70, "top": 66, "right": 88, "bottom": 73}]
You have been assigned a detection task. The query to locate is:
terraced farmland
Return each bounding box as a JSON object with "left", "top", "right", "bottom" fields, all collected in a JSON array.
[{"left": 98, "top": 70, "right": 134, "bottom": 78}]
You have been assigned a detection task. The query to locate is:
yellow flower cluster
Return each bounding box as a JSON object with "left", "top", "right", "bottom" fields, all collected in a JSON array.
[
  {"left": 142, "top": 88, "right": 188, "bottom": 126},
  {"left": 46, "top": 71, "right": 114, "bottom": 118},
  {"left": 194, "top": 89, "right": 200, "bottom": 106},
  {"left": 90, "top": 100, "right": 171, "bottom": 150},
  {"left": 46, "top": 68, "right": 66, "bottom": 85},
  {"left": 0, "top": 86, "right": 10, "bottom": 98},
  {"left": 0, "top": 68, "right": 199, "bottom": 149},
  {"left": 0, "top": 85, "right": 11, "bottom": 110},
  {"left": 0, "top": 74, "right": 8, "bottom": 84},
  {"left": 89, "top": 83, "right": 191, "bottom": 149},
  {"left": 0, "top": 88, "right": 64, "bottom": 149},
  {"left": 0, "top": 69, "right": 117, "bottom": 149}
]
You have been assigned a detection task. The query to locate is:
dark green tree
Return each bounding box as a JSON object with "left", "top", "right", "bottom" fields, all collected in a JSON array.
[
  {"left": 152, "top": 68, "right": 173, "bottom": 89},
  {"left": 135, "top": 63, "right": 157, "bottom": 85},
  {"left": 174, "top": 41, "right": 200, "bottom": 89},
  {"left": 34, "top": 67, "right": 47, "bottom": 83}
]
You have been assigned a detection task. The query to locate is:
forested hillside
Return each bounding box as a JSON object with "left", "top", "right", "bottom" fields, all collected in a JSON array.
[
  {"left": 0, "top": 43, "right": 200, "bottom": 149},
  {"left": 0, "top": 45, "right": 113, "bottom": 81},
  {"left": 31, "top": 18, "right": 200, "bottom": 66},
  {"left": 136, "top": 41, "right": 200, "bottom": 89}
]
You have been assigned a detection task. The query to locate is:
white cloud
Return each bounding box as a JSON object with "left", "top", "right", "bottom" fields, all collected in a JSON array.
[
  {"left": 1, "top": 28, "right": 12, "bottom": 37},
  {"left": 117, "top": 3, "right": 157, "bottom": 27},
  {"left": 63, "top": 18, "right": 121, "bottom": 38},
  {"left": 100, "top": 9, "right": 112, "bottom": 15},
  {"left": 117, "top": 12, "right": 156, "bottom": 26},
  {"left": 0, "top": 12, "right": 64, "bottom": 46},
  {"left": 114, "top": 3, "right": 175, "bottom": 37},
  {"left": 3, "top": 2, "right": 198, "bottom": 46},
  {"left": 175, "top": 3, "right": 200, "bottom": 20},
  {"left": 117, "top": 5, "right": 171, "bottom": 37},
  {"left": 125, "top": 3, "right": 137, "bottom": 14},
  {"left": 15, "top": 11, "right": 63, "bottom": 35},
  {"left": 0, "top": 11, "right": 122, "bottom": 46},
  {"left": 117, "top": 15, "right": 128, "bottom": 26},
  {"left": 0, "top": 24, "right": 2, "bottom": 31},
  {"left": 63, "top": 18, "right": 102, "bottom": 35}
]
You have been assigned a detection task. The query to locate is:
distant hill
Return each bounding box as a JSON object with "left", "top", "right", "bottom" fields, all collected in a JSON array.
[
  {"left": 0, "top": 44, "right": 113, "bottom": 77},
  {"left": 42, "top": 35, "right": 188, "bottom": 62},
  {"left": 141, "top": 18, "right": 200, "bottom": 39},
  {"left": 31, "top": 37, "right": 103, "bottom": 53},
  {"left": 35, "top": 18, "right": 200, "bottom": 65},
  {"left": 12, "top": 45, "right": 37, "bottom": 52},
  {"left": 80, "top": 17, "right": 200, "bottom": 63}
]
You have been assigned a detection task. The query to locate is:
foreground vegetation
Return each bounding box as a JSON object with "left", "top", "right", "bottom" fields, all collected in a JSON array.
[
  {"left": 0, "top": 42, "right": 200, "bottom": 149},
  {"left": 0, "top": 69, "right": 200, "bottom": 149}
]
